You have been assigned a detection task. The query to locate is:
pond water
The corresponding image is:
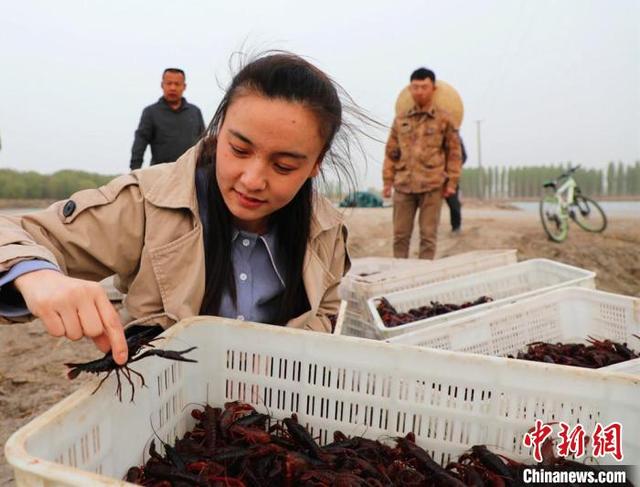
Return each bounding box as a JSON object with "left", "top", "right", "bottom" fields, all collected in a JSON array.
[{"left": 511, "top": 200, "right": 639, "bottom": 216}]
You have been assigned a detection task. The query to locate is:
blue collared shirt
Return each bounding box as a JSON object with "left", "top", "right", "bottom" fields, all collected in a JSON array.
[
  {"left": 0, "top": 260, "right": 59, "bottom": 316},
  {"left": 218, "top": 228, "right": 285, "bottom": 323}
]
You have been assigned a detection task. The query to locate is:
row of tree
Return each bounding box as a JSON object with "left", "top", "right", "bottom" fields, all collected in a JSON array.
[
  {"left": 0, "top": 169, "right": 116, "bottom": 199},
  {"left": 1, "top": 162, "right": 638, "bottom": 200},
  {"left": 458, "top": 161, "right": 640, "bottom": 199}
]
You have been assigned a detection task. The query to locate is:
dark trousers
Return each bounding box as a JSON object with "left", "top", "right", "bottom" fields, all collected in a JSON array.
[{"left": 445, "top": 185, "right": 462, "bottom": 231}]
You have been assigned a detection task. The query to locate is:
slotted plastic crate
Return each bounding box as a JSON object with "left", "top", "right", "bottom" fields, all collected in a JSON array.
[
  {"left": 340, "top": 250, "right": 518, "bottom": 313},
  {"left": 364, "top": 258, "right": 596, "bottom": 340},
  {"left": 390, "top": 287, "right": 640, "bottom": 375},
  {"left": 346, "top": 256, "right": 431, "bottom": 281},
  {"left": 100, "top": 276, "right": 124, "bottom": 302},
  {"left": 339, "top": 257, "right": 435, "bottom": 311},
  {"left": 6, "top": 317, "right": 638, "bottom": 486},
  {"left": 331, "top": 300, "right": 347, "bottom": 335},
  {"left": 339, "top": 250, "right": 518, "bottom": 337}
]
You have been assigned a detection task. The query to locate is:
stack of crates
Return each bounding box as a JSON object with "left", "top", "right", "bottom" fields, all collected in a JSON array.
[
  {"left": 338, "top": 250, "right": 518, "bottom": 339},
  {"left": 388, "top": 286, "right": 640, "bottom": 375},
  {"left": 363, "top": 258, "right": 596, "bottom": 340}
]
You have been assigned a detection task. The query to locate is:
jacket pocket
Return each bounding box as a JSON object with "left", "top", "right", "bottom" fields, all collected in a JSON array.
[
  {"left": 393, "top": 159, "right": 407, "bottom": 170},
  {"left": 424, "top": 124, "right": 445, "bottom": 148}
]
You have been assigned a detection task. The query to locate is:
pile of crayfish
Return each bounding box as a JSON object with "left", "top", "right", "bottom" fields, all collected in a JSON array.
[
  {"left": 125, "top": 401, "right": 618, "bottom": 487},
  {"left": 376, "top": 296, "right": 493, "bottom": 328},
  {"left": 509, "top": 336, "right": 640, "bottom": 368}
]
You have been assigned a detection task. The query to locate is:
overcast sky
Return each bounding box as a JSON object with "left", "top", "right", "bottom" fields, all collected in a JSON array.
[{"left": 1, "top": 0, "right": 638, "bottom": 189}]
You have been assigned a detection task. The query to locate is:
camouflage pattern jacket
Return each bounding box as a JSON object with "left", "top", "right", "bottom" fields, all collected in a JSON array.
[{"left": 383, "top": 104, "right": 462, "bottom": 194}]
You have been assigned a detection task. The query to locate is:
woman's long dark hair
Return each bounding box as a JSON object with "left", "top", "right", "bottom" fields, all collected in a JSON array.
[{"left": 196, "top": 52, "right": 366, "bottom": 324}]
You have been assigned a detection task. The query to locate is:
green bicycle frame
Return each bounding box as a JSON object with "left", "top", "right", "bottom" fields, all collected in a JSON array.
[{"left": 554, "top": 175, "right": 578, "bottom": 216}]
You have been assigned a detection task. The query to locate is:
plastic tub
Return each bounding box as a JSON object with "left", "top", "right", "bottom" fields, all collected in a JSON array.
[{"left": 5, "top": 316, "right": 637, "bottom": 485}]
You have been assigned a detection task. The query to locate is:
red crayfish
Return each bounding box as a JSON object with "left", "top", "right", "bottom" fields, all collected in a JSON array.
[
  {"left": 376, "top": 296, "right": 494, "bottom": 328},
  {"left": 510, "top": 335, "right": 640, "bottom": 369},
  {"left": 125, "top": 401, "right": 635, "bottom": 486}
]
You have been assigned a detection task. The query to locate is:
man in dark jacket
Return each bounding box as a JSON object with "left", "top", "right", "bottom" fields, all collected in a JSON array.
[{"left": 130, "top": 68, "right": 205, "bottom": 170}]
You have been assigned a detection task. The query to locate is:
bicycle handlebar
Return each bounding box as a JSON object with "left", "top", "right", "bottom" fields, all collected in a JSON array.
[{"left": 559, "top": 164, "right": 581, "bottom": 180}]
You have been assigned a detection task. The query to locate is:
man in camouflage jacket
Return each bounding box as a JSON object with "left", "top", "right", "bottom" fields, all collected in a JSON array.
[{"left": 382, "top": 68, "right": 462, "bottom": 259}]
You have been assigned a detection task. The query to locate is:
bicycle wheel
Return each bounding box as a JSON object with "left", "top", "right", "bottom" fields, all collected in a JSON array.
[
  {"left": 539, "top": 195, "right": 568, "bottom": 242},
  {"left": 570, "top": 195, "right": 607, "bottom": 233}
]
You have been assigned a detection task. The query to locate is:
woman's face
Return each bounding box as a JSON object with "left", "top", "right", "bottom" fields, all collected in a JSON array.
[{"left": 216, "top": 93, "right": 325, "bottom": 234}]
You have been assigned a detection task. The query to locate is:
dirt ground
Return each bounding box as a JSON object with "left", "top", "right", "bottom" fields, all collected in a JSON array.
[
  {"left": 344, "top": 203, "right": 640, "bottom": 296},
  {"left": 1, "top": 202, "right": 638, "bottom": 485}
]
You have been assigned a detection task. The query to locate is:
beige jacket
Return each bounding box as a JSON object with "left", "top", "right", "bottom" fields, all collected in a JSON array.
[{"left": 0, "top": 145, "right": 350, "bottom": 332}]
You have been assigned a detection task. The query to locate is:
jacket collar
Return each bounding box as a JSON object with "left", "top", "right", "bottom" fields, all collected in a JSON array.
[
  {"left": 310, "top": 193, "right": 343, "bottom": 239},
  {"left": 144, "top": 144, "right": 200, "bottom": 211},
  {"left": 158, "top": 96, "right": 189, "bottom": 111},
  {"left": 407, "top": 102, "right": 436, "bottom": 118}
]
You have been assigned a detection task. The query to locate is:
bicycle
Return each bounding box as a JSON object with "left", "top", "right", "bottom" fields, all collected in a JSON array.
[{"left": 539, "top": 165, "right": 607, "bottom": 242}]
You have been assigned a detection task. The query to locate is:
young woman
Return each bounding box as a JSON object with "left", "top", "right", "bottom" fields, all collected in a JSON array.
[{"left": 0, "top": 53, "right": 357, "bottom": 365}]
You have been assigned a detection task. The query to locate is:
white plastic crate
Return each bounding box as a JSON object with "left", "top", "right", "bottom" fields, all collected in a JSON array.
[
  {"left": 390, "top": 287, "right": 640, "bottom": 375},
  {"left": 346, "top": 256, "right": 430, "bottom": 279},
  {"left": 340, "top": 250, "right": 518, "bottom": 337},
  {"left": 6, "top": 317, "right": 639, "bottom": 486},
  {"left": 364, "top": 258, "right": 596, "bottom": 340},
  {"left": 340, "top": 250, "right": 517, "bottom": 310},
  {"left": 331, "top": 300, "right": 347, "bottom": 335},
  {"left": 339, "top": 256, "right": 435, "bottom": 308},
  {"left": 99, "top": 275, "right": 124, "bottom": 302}
]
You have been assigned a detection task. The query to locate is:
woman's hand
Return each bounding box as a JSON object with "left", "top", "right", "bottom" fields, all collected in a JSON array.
[{"left": 14, "top": 270, "right": 128, "bottom": 365}]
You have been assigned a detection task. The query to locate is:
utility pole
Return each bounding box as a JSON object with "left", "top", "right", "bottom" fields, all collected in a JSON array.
[{"left": 475, "top": 120, "right": 483, "bottom": 168}]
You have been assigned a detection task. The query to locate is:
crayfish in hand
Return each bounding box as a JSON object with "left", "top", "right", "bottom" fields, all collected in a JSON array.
[{"left": 65, "top": 324, "right": 197, "bottom": 402}]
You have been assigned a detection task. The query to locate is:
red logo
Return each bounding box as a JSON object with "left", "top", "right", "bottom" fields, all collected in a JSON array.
[
  {"left": 523, "top": 419, "right": 554, "bottom": 462},
  {"left": 557, "top": 422, "right": 587, "bottom": 458},
  {"left": 592, "top": 422, "right": 623, "bottom": 461},
  {"left": 523, "top": 421, "right": 623, "bottom": 462}
]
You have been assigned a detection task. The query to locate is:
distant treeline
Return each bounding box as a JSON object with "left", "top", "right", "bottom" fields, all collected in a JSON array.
[
  {"left": 2, "top": 162, "right": 639, "bottom": 201},
  {"left": 0, "top": 169, "right": 119, "bottom": 199},
  {"left": 459, "top": 161, "right": 640, "bottom": 199},
  {"left": 320, "top": 161, "right": 640, "bottom": 200}
]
